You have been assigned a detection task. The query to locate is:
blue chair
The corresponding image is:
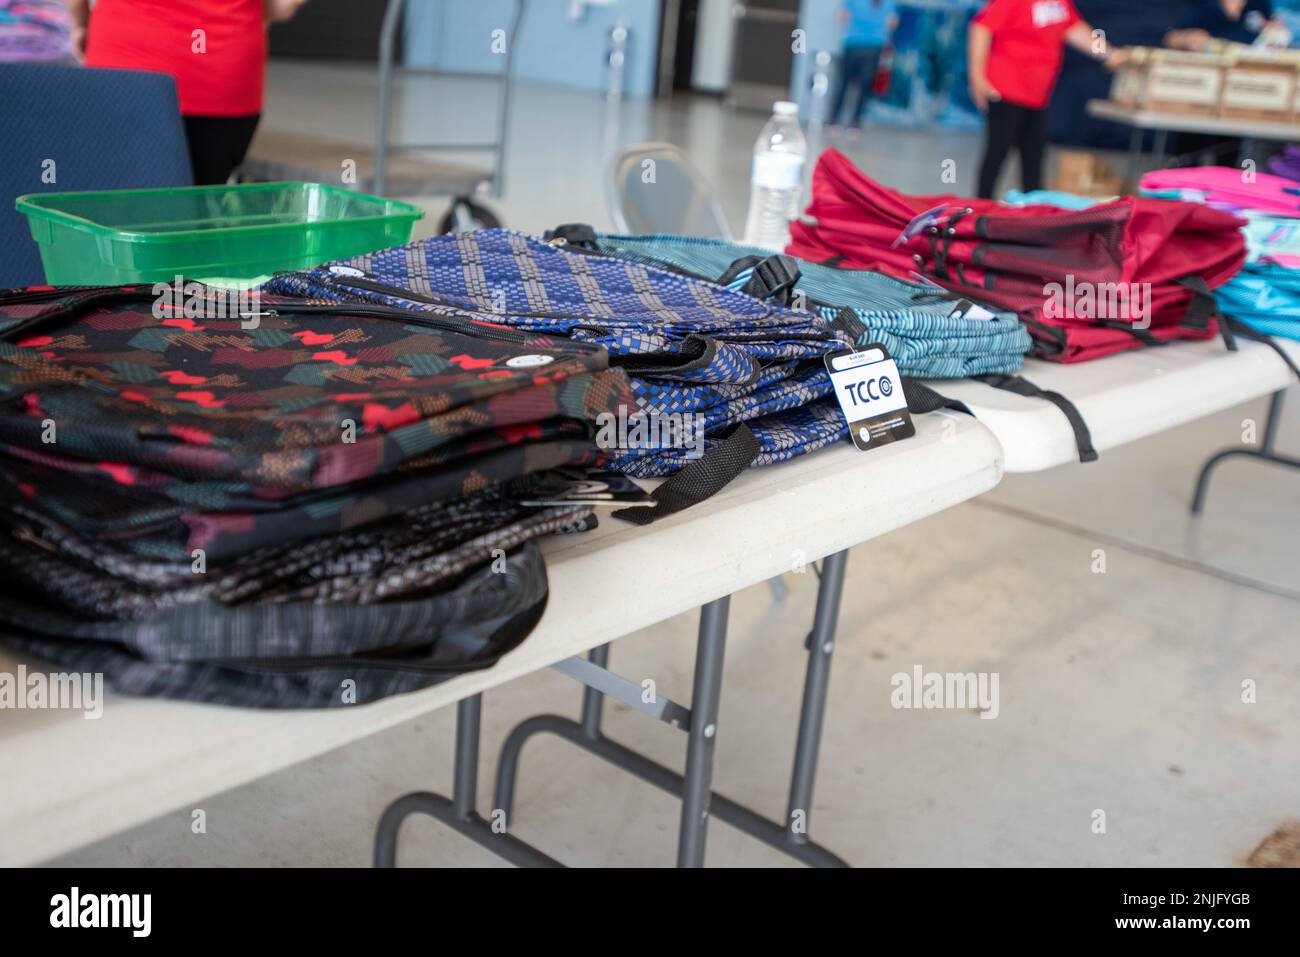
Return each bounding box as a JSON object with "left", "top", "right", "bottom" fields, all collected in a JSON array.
[{"left": 0, "top": 64, "right": 192, "bottom": 287}]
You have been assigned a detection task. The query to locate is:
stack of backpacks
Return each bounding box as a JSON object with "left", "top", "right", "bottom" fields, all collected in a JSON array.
[
  {"left": 0, "top": 282, "right": 631, "bottom": 706},
  {"left": 1141, "top": 167, "right": 1300, "bottom": 345},
  {"left": 0, "top": 215, "right": 1060, "bottom": 708},
  {"left": 788, "top": 149, "right": 1246, "bottom": 364},
  {"left": 265, "top": 228, "right": 861, "bottom": 520},
  {"left": 542, "top": 227, "right": 1033, "bottom": 380}
]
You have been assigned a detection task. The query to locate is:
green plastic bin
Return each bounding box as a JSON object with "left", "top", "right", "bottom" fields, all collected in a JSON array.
[{"left": 15, "top": 182, "right": 424, "bottom": 286}]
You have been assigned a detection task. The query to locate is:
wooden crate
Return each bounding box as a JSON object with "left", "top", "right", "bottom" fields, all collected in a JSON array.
[{"left": 1051, "top": 149, "right": 1126, "bottom": 198}]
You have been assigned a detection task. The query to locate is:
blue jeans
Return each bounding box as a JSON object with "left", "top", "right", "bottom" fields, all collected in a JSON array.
[{"left": 830, "top": 45, "right": 882, "bottom": 127}]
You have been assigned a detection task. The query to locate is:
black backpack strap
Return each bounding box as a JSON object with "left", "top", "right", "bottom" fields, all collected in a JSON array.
[
  {"left": 1175, "top": 275, "right": 1235, "bottom": 351},
  {"left": 543, "top": 223, "right": 599, "bottom": 248},
  {"left": 831, "top": 306, "right": 868, "bottom": 341},
  {"left": 1224, "top": 315, "right": 1300, "bottom": 381},
  {"left": 900, "top": 377, "right": 973, "bottom": 416},
  {"left": 612, "top": 423, "right": 760, "bottom": 525},
  {"left": 717, "top": 254, "right": 801, "bottom": 305},
  {"left": 975, "top": 373, "right": 1098, "bottom": 463}
]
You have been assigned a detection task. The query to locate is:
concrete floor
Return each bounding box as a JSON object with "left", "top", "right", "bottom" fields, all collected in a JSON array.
[{"left": 51, "top": 62, "right": 1299, "bottom": 867}]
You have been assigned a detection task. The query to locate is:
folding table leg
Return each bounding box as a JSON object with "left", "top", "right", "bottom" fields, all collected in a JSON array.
[
  {"left": 373, "top": 695, "right": 561, "bottom": 868},
  {"left": 579, "top": 643, "right": 611, "bottom": 739},
  {"left": 677, "top": 596, "right": 729, "bottom": 868},
  {"left": 786, "top": 549, "right": 847, "bottom": 844},
  {"left": 491, "top": 563, "right": 852, "bottom": 867},
  {"left": 1192, "top": 390, "right": 1300, "bottom": 514}
]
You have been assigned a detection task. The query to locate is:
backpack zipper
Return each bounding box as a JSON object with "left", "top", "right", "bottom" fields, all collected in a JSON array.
[
  {"left": 329, "top": 273, "right": 617, "bottom": 328},
  {"left": 0, "top": 285, "right": 602, "bottom": 353}
]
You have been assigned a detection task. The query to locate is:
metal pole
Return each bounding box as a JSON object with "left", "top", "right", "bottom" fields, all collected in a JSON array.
[
  {"left": 677, "top": 595, "right": 730, "bottom": 867},
  {"left": 1124, "top": 125, "right": 1142, "bottom": 190},
  {"left": 785, "top": 549, "right": 848, "bottom": 844},
  {"left": 580, "top": 644, "right": 611, "bottom": 739},
  {"left": 452, "top": 695, "right": 481, "bottom": 819},
  {"left": 1262, "top": 389, "right": 1285, "bottom": 452},
  {"left": 374, "top": 0, "right": 406, "bottom": 196},
  {"left": 489, "top": 0, "right": 525, "bottom": 199}
]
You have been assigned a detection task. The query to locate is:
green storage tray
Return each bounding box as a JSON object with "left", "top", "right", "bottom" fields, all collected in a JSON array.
[{"left": 16, "top": 182, "right": 424, "bottom": 285}]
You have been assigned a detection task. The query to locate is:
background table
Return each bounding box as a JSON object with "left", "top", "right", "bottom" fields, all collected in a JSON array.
[{"left": 1086, "top": 100, "right": 1300, "bottom": 183}]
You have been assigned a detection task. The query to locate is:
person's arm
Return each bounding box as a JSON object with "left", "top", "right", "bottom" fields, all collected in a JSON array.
[
  {"left": 1164, "top": 27, "right": 1212, "bottom": 50},
  {"left": 1221, "top": 0, "right": 1248, "bottom": 20},
  {"left": 265, "top": 0, "right": 308, "bottom": 24},
  {"left": 1064, "top": 20, "right": 1128, "bottom": 68},
  {"left": 968, "top": 21, "right": 998, "bottom": 111},
  {"left": 65, "top": 0, "right": 90, "bottom": 60}
]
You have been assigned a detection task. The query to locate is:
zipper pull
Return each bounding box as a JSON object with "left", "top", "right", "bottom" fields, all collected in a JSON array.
[{"left": 238, "top": 308, "right": 277, "bottom": 330}]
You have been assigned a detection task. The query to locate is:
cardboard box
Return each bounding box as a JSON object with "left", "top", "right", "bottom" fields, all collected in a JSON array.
[
  {"left": 1110, "top": 49, "right": 1222, "bottom": 116},
  {"left": 1221, "top": 61, "right": 1295, "bottom": 120},
  {"left": 1051, "top": 149, "right": 1126, "bottom": 198},
  {"left": 1112, "top": 43, "right": 1300, "bottom": 121}
]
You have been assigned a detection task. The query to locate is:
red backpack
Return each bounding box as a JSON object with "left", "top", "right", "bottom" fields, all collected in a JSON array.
[{"left": 788, "top": 150, "right": 1247, "bottom": 362}]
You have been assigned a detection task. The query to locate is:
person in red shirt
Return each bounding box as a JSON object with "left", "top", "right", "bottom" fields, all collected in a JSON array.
[
  {"left": 968, "top": 0, "right": 1125, "bottom": 198},
  {"left": 85, "top": 0, "right": 306, "bottom": 184}
]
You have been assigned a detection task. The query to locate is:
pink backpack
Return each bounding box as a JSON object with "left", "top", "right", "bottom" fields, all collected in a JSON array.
[{"left": 1140, "top": 166, "right": 1300, "bottom": 217}]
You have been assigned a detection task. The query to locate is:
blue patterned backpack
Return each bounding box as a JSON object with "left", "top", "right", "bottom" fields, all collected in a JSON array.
[
  {"left": 551, "top": 228, "right": 1033, "bottom": 379},
  {"left": 544, "top": 227, "right": 1106, "bottom": 463},
  {"left": 265, "top": 229, "right": 877, "bottom": 520}
]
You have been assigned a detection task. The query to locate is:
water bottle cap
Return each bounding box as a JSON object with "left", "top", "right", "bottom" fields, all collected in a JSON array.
[{"left": 773, "top": 101, "right": 799, "bottom": 116}]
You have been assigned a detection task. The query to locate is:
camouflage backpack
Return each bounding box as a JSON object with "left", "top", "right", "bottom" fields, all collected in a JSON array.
[{"left": 0, "top": 282, "right": 630, "bottom": 707}]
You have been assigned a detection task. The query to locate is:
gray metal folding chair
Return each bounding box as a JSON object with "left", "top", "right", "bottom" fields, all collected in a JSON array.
[
  {"left": 607, "top": 142, "right": 734, "bottom": 240},
  {"left": 607, "top": 142, "right": 790, "bottom": 600}
]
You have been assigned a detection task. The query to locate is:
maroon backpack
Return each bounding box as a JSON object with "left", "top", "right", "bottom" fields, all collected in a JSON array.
[{"left": 788, "top": 150, "right": 1247, "bottom": 363}]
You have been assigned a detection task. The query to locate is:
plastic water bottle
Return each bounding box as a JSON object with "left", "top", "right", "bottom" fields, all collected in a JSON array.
[{"left": 742, "top": 101, "right": 807, "bottom": 251}]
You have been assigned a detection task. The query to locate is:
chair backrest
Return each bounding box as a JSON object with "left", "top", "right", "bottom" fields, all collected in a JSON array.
[
  {"left": 607, "top": 142, "right": 734, "bottom": 240},
  {"left": 0, "top": 64, "right": 192, "bottom": 287}
]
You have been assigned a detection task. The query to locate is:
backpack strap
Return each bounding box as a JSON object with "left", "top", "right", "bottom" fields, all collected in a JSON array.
[
  {"left": 612, "top": 423, "right": 761, "bottom": 525},
  {"left": 900, "top": 377, "right": 973, "bottom": 416},
  {"left": 1175, "top": 275, "right": 1235, "bottom": 352},
  {"left": 975, "top": 373, "right": 1099, "bottom": 463},
  {"left": 831, "top": 307, "right": 869, "bottom": 341},
  {"left": 543, "top": 223, "right": 599, "bottom": 248},
  {"left": 717, "top": 254, "right": 801, "bottom": 305},
  {"left": 1224, "top": 315, "right": 1300, "bottom": 381}
]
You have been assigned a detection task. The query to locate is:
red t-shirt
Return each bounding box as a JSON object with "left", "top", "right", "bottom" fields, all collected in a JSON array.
[
  {"left": 85, "top": 0, "right": 266, "bottom": 117},
  {"left": 972, "top": 0, "right": 1081, "bottom": 110}
]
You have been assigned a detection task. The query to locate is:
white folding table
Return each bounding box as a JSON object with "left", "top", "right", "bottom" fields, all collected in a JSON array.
[
  {"left": 926, "top": 338, "right": 1299, "bottom": 478},
  {"left": 0, "top": 411, "right": 1003, "bottom": 868}
]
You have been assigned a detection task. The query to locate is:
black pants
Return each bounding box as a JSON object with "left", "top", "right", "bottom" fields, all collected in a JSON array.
[
  {"left": 976, "top": 99, "right": 1047, "bottom": 200},
  {"left": 830, "top": 46, "right": 882, "bottom": 127},
  {"left": 183, "top": 114, "right": 261, "bottom": 185}
]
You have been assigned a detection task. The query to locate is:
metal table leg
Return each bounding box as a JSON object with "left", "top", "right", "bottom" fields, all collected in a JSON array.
[
  {"left": 373, "top": 694, "right": 562, "bottom": 868},
  {"left": 677, "top": 596, "right": 729, "bottom": 868},
  {"left": 1152, "top": 128, "right": 1168, "bottom": 168},
  {"left": 1124, "top": 126, "right": 1143, "bottom": 190},
  {"left": 1192, "top": 389, "right": 1300, "bottom": 514},
  {"left": 491, "top": 552, "right": 854, "bottom": 868},
  {"left": 786, "top": 549, "right": 847, "bottom": 844}
]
